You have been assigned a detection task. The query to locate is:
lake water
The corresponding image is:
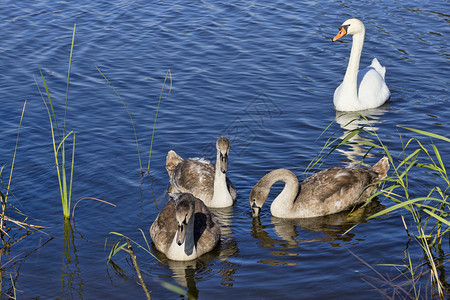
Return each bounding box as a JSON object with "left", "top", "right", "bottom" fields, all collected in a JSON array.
[{"left": 1, "top": 0, "right": 449, "bottom": 298}]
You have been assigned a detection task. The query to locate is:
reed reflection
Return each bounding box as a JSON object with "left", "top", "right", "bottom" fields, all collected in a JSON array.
[
  {"left": 61, "top": 219, "right": 83, "bottom": 298},
  {"left": 0, "top": 229, "right": 53, "bottom": 297},
  {"left": 335, "top": 106, "right": 389, "bottom": 166}
]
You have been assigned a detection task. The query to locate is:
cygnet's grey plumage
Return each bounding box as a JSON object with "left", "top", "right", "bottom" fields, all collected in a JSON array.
[
  {"left": 250, "top": 157, "right": 389, "bottom": 218},
  {"left": 166, "top": 136, "right": 236, "bottom": 208},
  {"left": 150, "top": 193, "right": 221, "bottom": 261}
]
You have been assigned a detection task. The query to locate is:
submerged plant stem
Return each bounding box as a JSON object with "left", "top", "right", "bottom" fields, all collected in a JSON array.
[{"left": 126, "top": 237, "right": 151, "bottom": 300}]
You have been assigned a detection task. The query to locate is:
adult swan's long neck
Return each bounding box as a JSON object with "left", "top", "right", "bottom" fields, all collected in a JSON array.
[
  {"left": 341, "top": 28, "right": 365, "bottom": 102},
  {"left": 254, "top": 169, "right": 299, "bottom": 218}
]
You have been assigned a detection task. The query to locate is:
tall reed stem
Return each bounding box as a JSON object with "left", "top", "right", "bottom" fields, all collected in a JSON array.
[
  {"left": 35, "top": 24, "right": 77, "bottom": 219},
  {"left": 147, "top": 69, "right": 171, "bottom": 173}
]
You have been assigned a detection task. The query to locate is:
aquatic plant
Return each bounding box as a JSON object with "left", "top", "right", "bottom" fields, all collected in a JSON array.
[
  {"left": 35, "top": 24, "right": 76, "bottom": 219},
  {"left": 106, "top": 231, "right": 194, "bottom": 299},
  {"left": 106, "top": 230, "right": 157, "bottom": 263},
  {"left": 367, "top": 127, "right": 449, "bottom": 298},
  {"left": 0, "top": 101, "right": 45, "bottom": 236},
  {"left": 0, "top": 101, "right": 26, "bottom": 233},
  {"left": 319, "top": 115, "right": 449, "bottom": 298},
  {"left": 96, "top": 68, "right": 172, "bottom": 175},
  {"left": 96, "top": 44, "right": 174, "bottom": 299},
  {"left": 106, "top": 230, "right": 158, "bottom": 299},
  {"left": 0, "top": 101, "right": 51, "bottom": 298}
]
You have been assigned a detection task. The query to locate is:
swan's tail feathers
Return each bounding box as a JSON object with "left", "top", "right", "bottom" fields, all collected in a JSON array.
[
  {"left": 166, "top": 150, "right": 184, "bottom": 174},
  {"left": 371, "top": 156, "right": 389, "bottom": 180},
  {"left": 370, "top": 58, "right": 387, "bottom": 79}
]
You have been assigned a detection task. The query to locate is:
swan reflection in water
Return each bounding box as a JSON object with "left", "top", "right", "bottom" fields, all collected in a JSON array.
[
  {"left": 335, "top": 105, "right": 389, "bottom": 167},
  {"left": 251, "top": 199, "right": 385, "bottom": 266},
  {"left": 151, "top": 206, "right": 239, "bottom": 295}
]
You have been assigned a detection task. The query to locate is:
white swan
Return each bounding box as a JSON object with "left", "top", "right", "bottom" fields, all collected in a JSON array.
[
  {"left": 166, "top": 136, "right": 237, "bottom": 208},
  {"left": 250, "top": 157, "right": 389, "bottom": 218},
  {"left": 333, "top": 18, "right": 390, "bottom": 111},
  {"left": 150, "top": 193, "right": 221, "bottom": 261}
]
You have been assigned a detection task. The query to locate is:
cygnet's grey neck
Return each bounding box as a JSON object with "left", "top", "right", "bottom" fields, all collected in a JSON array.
[{"left": 210, "top": 150, "right": 233, "bottom": 207}]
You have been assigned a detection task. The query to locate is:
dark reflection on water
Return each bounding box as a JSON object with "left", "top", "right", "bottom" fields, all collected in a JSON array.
[
  {"left": 251, "top": 199, "right": 385, "bottom": 266},
  {"left": 61, "top": 220, "right": 83, "bottom": 299},
  {"left": 208, "top": 207, "right": 241, "bottom": 288},
  {"left": 0, "top": 229, "right": 53, "bottom": 298},
  {"left": 274, "top": 200, "right": 385, "bottom": 244},
  {"left": 149, "top": 205, "right": 240, "bottom": 296}
]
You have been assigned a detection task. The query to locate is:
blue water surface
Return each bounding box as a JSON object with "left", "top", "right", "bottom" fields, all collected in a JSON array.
[{"left": 0, "top": 0, "right": 449, "bottom": 298}]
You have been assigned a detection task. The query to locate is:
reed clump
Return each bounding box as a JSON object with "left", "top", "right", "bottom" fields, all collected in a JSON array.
[
  {"left": 324, "top": 115, "right": 449, "bottom": 299},
  {"left": 35, "top": 24, "right": 77, "bottom": 219}
]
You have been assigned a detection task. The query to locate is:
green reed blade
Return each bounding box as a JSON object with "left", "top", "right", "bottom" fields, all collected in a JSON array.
[
  {"left": 68, "top": 132, "right": 75, "bottom": 217},
  {"left": 34, "top": 24, "right": 77, "bottom": 219},
  {"left": 147, "top": 69, "right": 171, "bottom": 172},
  {"left": 4, "top": 101, "right": 27, "bottom": 204},
  {"left": 431, "top": 144, "right": 447, "bottom": 178},
  {"left": 399, "top": 126, "right": 450, "bottom": 143},
  {"left": 138, "top": 228, "right": 151, "bottom": 251},
  {"left": 106, "top": 231, "right": 159, "bottom": 261},
  {"left": 64, "top": 24, "right": 76, "bottom": 135},
  {"left": 38, "top": 67, "right": 61, "bottom": 139},
  {"left": 35, "top": 74, "right": 65, "bottom": 205},
  {"left": 96, "top": 66, "right": 143, "bottom": 172},
  {"left": 423, "top": 208, "right": 450, "bottom": 226},
  {"left": 369, "top": 196, "right": 446, "bottom": 220}
]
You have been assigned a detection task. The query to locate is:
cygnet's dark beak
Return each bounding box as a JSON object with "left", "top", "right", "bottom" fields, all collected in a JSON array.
[
  {"left": 220, "top": 153, "right": 228, "bottom": 174},
  {"left": 251, "top": 203, "right": 261, "bottom": 217},
  {"left": 176, "top": 223, "right": 186, "bottom": 246}
]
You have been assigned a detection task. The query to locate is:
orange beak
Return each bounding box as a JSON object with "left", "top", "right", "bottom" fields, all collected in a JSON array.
[{"left": 332, "top": 27, "right": 347, "bottom": 42}]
